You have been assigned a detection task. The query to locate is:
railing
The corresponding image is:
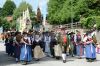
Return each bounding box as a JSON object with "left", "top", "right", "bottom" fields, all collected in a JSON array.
[{"left": 52, "top": 22, "right": 82, "bottom": 29}]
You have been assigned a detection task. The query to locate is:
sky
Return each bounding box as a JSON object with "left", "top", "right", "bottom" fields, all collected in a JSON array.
[{"left": 0, "top": 0, "right": 48, "bottom": 18}]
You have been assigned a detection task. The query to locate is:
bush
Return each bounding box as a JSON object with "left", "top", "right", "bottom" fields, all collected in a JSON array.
[{"left": 81, "top": 16, "right": 100, "bottom": 30}]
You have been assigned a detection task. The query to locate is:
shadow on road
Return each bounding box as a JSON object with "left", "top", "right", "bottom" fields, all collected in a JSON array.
[{"left": 0, "top": 51, "right": 16, "bottom": 66}]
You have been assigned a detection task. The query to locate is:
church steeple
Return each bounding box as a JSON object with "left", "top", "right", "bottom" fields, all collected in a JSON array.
[{"left": 36, "top": 0, "right": 42, "bottom": 23}]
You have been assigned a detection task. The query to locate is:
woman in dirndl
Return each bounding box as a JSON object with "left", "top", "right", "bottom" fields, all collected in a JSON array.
[
  {"left": 54, "top": 32, "right": 62, "bottom": 60},
  {"left": 20, "top": 32, "right": 32, "bottom": 65},
  {"left": 33, "top": 32, "right": 45, "bottom": 61},
  {"left": 44, "top": 32, "right": 52, "bottom": 57},
  {"left": 75, "top": 31, "right": 84, "bottom": 59},
  {"left": 5, "top": 33, "right": 10, "bottom": 54},
  {"left": 83, "top": 32, "right": 96, "bottom": 62},
  {"left": 14, "top": 32, "right": 22, "bottom": 62}
]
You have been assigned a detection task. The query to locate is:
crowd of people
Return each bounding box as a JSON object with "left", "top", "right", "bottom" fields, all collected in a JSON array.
[{"left": 3, "top": 28, "right": 99, "bottom": 65}]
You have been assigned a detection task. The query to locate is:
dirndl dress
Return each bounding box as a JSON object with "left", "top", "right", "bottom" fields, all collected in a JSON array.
[
  {"left": 85, "top": 43, "right": 96, "bottom": 59},
  {"left": 20, "top": 43, "right": 32, "bottom": 61},
  {"left": 76, "top": 44, "right": 84, "bottom": 56}
]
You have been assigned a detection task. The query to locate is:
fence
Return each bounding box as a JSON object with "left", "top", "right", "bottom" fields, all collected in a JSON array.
[{"left": 52, "top": 22, "right": 82, "bottom": 29}]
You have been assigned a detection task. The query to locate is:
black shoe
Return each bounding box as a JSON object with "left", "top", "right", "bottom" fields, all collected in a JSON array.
[
  {"left": 16, "top": 61, "right": 18, "bottom": 63},
  {"left": 22, "top": 62, "right": 27, "bottom": 65},
  {"left": 52, "top": 56, "right": 55, "bottom": 58},
  {"left": 16, "top": 60, "right": 20, "bottom": 63},
  {"left": 78, "top": 57, "right": 82, "bottom": 59},
  {"left": 56, "top": 57, "right": 60, "bottom": 60},
  {"left": 36, "top": 59, "right": 40, "bottom": 61},
  {"left": 63, "top": 60, "right": 66, "bottom": 63},
  {"left": 87, "top": 59, "right": 92, "bottom": 62},
  {"left": 90, "top": 59, "right": 94, "bottom": 62},
  {"left": 71, "top": 55, "right": 74, "bottom": 57}
]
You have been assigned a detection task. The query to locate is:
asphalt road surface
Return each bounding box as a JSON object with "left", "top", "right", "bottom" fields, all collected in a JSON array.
[{"left": 0, "top": 42, "right": 100, "bottom": 66}]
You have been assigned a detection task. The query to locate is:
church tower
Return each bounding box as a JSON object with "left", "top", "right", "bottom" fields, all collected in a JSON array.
[
  {"left": 37, "top": 7, "right": 42, "bottom": 22},
  {"left": 36, "top": 1, "right": 42, "bottom": 23}
]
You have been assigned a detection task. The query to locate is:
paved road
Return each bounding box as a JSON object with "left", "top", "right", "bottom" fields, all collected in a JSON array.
[{"left": 0, "top": 42, "right": 100, "bottom": 66}]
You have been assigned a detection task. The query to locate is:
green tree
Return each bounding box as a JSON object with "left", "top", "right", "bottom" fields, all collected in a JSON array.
[
  {"left": 95, "top": 16, "right": 100, "bottom": 30},
  {"left": 1, "top": 0, "right": 16, "bottom": 17},
  {"left": 0, "top": 8, "right": 2, "bottom": 16},
  {"left": 81, "top": 16, "right": 100, "bottom": 29},
  {"left": 48, "top": 0, "right": 66, "bottom": 24},
  {"left": 0, "top": 17, "right": 2, "bottom": 27},
  {"left": 0, "top": 17, "right": 11, "bottom": 31},
  {"left": 13, "top": 1, "right": 35, "bottom": 20},
  {"left": 48, "top": 0, "right": 100, "bottom": 29},
  {"left": 48, "top": 0, "right": 86, "bottom": 24}
]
